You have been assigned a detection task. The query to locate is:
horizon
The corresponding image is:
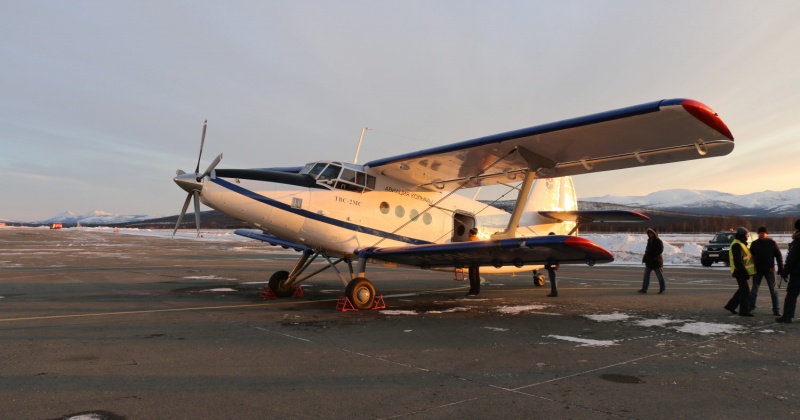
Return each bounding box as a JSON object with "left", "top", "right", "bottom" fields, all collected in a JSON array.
[
  {"left": 3, "top": 2, "right": 800, "bottom": 220},
  {"left": 4, "top": 186, "right": 799, "bottom": 223}
]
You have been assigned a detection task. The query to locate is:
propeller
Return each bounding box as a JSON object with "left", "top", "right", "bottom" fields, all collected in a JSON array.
[{"left": 172, "top": 120, "right": 223, "bottom": 238}]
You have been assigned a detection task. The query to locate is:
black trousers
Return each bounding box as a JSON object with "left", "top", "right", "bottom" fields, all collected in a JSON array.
[
  {"left": 468, "top": 266, "right": 480, "bottom": 295},
  {"left": 783, "top": 273, "right": 800, "bottom": 318},
  {"left": 726, "top": 271, "right": 752, "bottom": 315}
]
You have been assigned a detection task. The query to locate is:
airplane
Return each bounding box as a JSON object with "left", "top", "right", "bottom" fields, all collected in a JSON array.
[{"left": 172, "top": 98, "right": 734, "bottom": 309}]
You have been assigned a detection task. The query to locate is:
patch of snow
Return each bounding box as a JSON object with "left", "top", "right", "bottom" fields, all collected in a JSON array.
[
  {"left": 380, "top": 310, "right": 418, "bottom": 316},
  {"left": 495, "top": 304, "right": 550, "bottom": 314},
  {"left": 484, "top": 326, "right": 510, "bottom": 331},
  {"left": 427, "top": 307, "right": 470, "bottom": 314},
  {"left": 673, "top": 322, "right": 744, "bottom": 336},
  {"left": 547, "top": 334, "right": 618, "bottom": 347},
  {"left": 182, "top": 275, "right": 238, "bottom": 281},
  {"left": 633, "top": 318, "right": 686, "bottom": 327},
  {"left": 584, "top": 312, "right": 631, "bottom": 322}
]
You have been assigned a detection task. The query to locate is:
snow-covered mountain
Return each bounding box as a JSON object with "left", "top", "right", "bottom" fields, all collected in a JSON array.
[
  {"left": 36, "top": 210, "right": 156, "bottom": 225},
  {"left": 582, "top": 188, "right": 800, "bottom": 216}
]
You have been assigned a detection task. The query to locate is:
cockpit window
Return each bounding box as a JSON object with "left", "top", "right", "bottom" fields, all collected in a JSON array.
[
  {"left": 301, "top": 161, "right": 376, "bottom": 192},
  {"left": 307, "top": 163, "right": 327, "bottom": 178},
  {"left": 318, "top": 164, "right": 341, "bottom": 180}
]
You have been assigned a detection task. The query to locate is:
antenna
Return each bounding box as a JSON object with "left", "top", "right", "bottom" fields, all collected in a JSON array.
[{"left": 353, "top": 127, "right": 369, "bottom": 164}]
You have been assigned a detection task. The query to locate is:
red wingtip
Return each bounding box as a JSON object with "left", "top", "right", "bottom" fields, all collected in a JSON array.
[
  {"left": 564, "top": 236, "right": 614, "bottom": 260},
  {"left": 681, "top": 99, "right": 734, "bottom": 141}
]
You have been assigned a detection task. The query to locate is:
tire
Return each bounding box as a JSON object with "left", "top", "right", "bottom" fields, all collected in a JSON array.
[
  {"left": 534, "top": 273, "right": 546, "bottom": 287},
  {"left": 268, "top": 270, "right": 295, "bottom": 298},
  {"left": 701, "top": 259, "right": 713, "bottom": 267},
  {"left": 345, "top": 277, "right": 376, "bottom": 310}
]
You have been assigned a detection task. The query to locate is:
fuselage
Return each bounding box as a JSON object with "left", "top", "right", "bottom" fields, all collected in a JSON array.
[{"left": 182, "top": 161, "right": 578, "bottom": 273}]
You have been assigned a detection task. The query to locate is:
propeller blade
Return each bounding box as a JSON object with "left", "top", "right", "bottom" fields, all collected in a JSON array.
[
  {"left": 198, "top": 153, "right": 223, "bottom": 181},
  {"left": 194, "top": 119, "right": 208, "bottom": 174},
  {"left": 172, "top": 192, "right": 193, "bottom": 238},
  {"left": 193, "top": 190, "right": 201, "bottom": 237}
]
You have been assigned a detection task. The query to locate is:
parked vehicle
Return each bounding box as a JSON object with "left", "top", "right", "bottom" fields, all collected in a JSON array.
[{"left": 700, "top": 230, "right": 758, "bottom": 266}]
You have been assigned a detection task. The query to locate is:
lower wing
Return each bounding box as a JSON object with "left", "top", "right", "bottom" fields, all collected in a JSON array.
[
  {"left": 234, "top": 229, "right": 310, "bottom": 252},
  {"left": 359, "top": 235, "right": 613, "bottom": 269}
]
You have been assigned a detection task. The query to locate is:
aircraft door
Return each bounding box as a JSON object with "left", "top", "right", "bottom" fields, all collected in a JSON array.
[{"left": 452, "top": 212, "right": 476, "bottom": 242}]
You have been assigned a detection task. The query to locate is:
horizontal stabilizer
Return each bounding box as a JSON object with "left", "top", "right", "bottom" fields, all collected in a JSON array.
[
  {"left": 538, "top": 210, "right": 650, "bottom": 223},
  {"left": 234, "top": 229, "right": 310, "bottom": 252},
  {"left": 359, "top": 235, "right": 613, "bottom": 269}
]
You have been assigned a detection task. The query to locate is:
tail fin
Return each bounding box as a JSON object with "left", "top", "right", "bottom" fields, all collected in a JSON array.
[{"left": 518, "top": 176, "right": 578, "bottom": 235}]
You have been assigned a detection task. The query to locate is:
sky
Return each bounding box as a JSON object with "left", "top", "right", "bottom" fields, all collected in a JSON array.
[{"left": 2, "top": 1, "right": 800, "bottom": 222}]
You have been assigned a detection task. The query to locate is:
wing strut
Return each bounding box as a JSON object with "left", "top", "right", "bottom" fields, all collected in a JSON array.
[
  {"left": 369, "top": 148, "right": 518, "bottom": 249},
  {"left": 493, "top": 147, "right": 556, "bottom": 239}
]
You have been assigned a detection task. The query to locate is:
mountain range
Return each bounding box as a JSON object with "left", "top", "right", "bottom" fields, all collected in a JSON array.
[
  {"left": 3, "top": 188, "right": 799, "bottom": 226},
  {"left": 581, "top": 188, "right": 800, "bottom": 217}
]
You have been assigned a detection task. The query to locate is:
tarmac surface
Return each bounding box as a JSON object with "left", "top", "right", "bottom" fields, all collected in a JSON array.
[{"left": 1, "top": 228, "right": 798, "bottom": 419}]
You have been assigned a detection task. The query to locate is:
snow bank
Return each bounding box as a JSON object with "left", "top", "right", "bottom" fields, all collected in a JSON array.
[{"left": 584, "top": 234, "right": 706, "bottom": 266}]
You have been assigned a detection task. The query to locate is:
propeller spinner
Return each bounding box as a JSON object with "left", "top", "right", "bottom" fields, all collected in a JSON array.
[{"left": 172, "top": 120, "right": 222, "bottom": 238}]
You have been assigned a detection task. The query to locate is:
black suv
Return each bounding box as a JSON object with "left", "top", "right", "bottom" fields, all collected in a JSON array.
[{"left": 700, "top": 230, "right": 758, "bottom": 267}]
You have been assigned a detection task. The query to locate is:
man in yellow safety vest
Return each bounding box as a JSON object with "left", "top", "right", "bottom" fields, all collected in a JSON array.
[{"left": 724, "top": 227, "right": 756, "bottom": 316}]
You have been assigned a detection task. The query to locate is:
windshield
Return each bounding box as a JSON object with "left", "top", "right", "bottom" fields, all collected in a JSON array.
[{"left": 711, "top": 233, "right": 735, "bottom": 243}]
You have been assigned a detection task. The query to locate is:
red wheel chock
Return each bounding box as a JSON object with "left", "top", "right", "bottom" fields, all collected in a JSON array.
[
  {"left": 453, "top": 268, "right": 466, "bottom": 281},
  {"left": 336, "top": 296, "right": 357, "bottom": 312},
  {"left": 336, "top": 295, "right": 386, "bottom": 312},
  {"left": 260, "top": 286, "right": 277, "bottom": 299},
  {"left": 260, "top": 285, "right": 304, "bottom": 300},
  {"left": 372, "top": 295, "right": 386, "bottom": 310}
]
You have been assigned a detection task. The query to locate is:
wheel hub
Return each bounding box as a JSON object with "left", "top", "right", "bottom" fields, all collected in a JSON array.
[{"left": 356, "top": 287, "right": 371, "bottom": 303}]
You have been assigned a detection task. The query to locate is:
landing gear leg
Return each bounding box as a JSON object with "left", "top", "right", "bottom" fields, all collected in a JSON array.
[{"left": 268, "top": 249, "right": 348, "bottom": 298}]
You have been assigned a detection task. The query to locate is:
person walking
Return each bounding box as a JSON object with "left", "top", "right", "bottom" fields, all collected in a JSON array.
[
  {"left": 638, "top": 228, "right": 665, "bottom": 294},
  {"left": 725, "top": 227, "right": 755, "bottom": 316},
  {"left": 777, "top": 220, "right": 800, "bottom": 323},
  {"left": 749, "top": 226, "right": 784, "bottom": 316}
]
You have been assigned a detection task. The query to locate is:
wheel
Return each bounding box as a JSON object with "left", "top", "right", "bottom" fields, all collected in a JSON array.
[
  {"left": 701, "top": 258, "right": 713, "bottom": 267},
  {"left": 533, "top": 272, "right": 546, "bottom": 287},
  {"left": 345, "top": 277, "right": 376, "bottom": 310},
  {"left": 269, "top": 270, "right": 295, "bottom": 298}
]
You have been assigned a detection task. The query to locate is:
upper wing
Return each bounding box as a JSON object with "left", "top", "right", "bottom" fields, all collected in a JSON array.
[
  {"left": 364, "top": 99, "right": 733, "bottom": 190},
  {"left": 359, "top": 235, "right": 613, "bottom": 269}
]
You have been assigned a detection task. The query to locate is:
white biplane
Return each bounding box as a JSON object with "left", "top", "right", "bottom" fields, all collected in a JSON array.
[{"left": 173, "top": 99, "right": 734, "bottom": 309}]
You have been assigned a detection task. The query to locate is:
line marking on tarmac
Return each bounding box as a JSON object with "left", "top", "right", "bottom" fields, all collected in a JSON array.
[{"left": 0, "top": 287, "right": 470, "bottom": 323}]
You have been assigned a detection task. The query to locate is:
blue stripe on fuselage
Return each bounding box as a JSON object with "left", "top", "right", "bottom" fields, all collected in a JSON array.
[{"left": 210, "top": 177, "right": 432, "bottom": 246}]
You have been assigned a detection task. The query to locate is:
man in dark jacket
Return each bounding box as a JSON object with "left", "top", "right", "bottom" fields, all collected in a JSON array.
[
  {"left": 776, "top": 220, "right": 800, "bottom": 323},
  {"left": 638, "top": 228, "right": 665, "bottom": 294},
  {"left": 725, "top": 227, "right": 755, "bottom": 317},
  {"left": 749, "top": 226, "right": 784, "bottom": 316}
]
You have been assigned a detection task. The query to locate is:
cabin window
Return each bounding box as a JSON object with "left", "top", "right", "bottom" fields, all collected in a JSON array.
[
  {"left": 341, "top": 169, "right": 357, "bottom": 184},
  {"left": 409, "top": 209, "right": 419, "bottom": 221},
  {"left": 395, "top": 205, "right": 405, "bottom": 218},
  {"left": 366, "top": 175, "right": 376, "bottom": 190},
  {"left": 422, "top": 213, "right": 432, "bottom": 225},
  {"left": 379, "top": 202, "right": 390, "bottom": 214}
]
